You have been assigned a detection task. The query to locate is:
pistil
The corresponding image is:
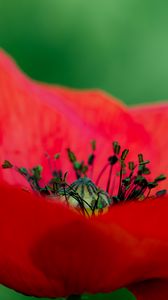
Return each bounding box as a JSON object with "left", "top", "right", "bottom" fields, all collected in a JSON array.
[{"left": 2, "top": 140, "right": 167, "bottom": 217}]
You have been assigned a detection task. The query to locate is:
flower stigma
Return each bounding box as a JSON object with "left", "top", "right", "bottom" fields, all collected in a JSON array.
[
  {"left": 2, "top": 141, "right": 167, "bottom": 217},
  {"left": 58, "top": 177, "right": 111, "bottom": 216}
]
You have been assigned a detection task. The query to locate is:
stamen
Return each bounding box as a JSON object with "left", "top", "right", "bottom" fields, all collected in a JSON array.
[
  {"left": 117, "top": 149, "right": 129, "bottom": 198},
  {"left": 95, "top": 163, "right": 109, "bottom": 186},
  {"left": 2, "top": 140, "right": 167, "bottom": 217},
  {"left": 113, "top": 141, "right": 121, "bottom": 155},
  {"left": 87, "top": 140, "right": 96, "bottom": 180},
  {"left": 2, "top": 160, "right": 13, "bottom": 169},
  {"left": 106, "top": 156, "right": 118, "bottom": 193},
  {"left": 67, "top": 148, "right": 88, "bottom": 179}
]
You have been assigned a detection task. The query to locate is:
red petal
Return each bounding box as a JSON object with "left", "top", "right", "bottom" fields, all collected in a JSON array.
[
  {"left": 130, "top": 103, "right": 168, "bottom": 182},
  {"left": 1, "top": 181, "right": 168, "bottom": 298},
  {"left": 0, "top": 182, "right": 137, "bottom": 297},
  {"left": 100, "top": 197, "right": 168, "bottom": 298},
  {"left": 0, "top": 50, "right": 155, "bottom": 187},
  {"left": 129, "top": 280, "right": 168, "bottom": 300}
]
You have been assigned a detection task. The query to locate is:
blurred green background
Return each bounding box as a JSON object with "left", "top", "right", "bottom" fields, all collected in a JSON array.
[
  {"left": 1, "top": 0, "right": 168, "bottom": 105},
  {"left": 0, "top": 286, "right": 135, "bottom": 300},
  {"left": 1, "top": 0, "right": 167, "bottom": 299}
]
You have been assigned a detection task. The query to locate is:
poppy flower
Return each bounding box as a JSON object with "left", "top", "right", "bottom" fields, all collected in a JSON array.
[{"left": 0, "top": 50, "right": 168, "bottom": 300}]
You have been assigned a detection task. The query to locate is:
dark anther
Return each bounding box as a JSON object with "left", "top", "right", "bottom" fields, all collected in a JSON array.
[
  {"left": 88, "top": 154, "right": 95, "bottom": 165},
  {"left": 134, "top": 176, "right": 148, "bottom": 187},
  {"left": 128, "top": 161, "right": 135, "bottom": 171},
  {"left": 2, "top": 140, "right": 167, "bottom": 216},
  {"left": 138, "top": 153, "right": 143, "bottom": 164},
  {"left": 18, "top": 167, "right": 29, "bottom": 176},
  {"left": 67, "top": 148, "right": 76, "bottom": 163},
  {"left": 155, "top": 174, "right": 167, "bottom": 182},
  {"left": 108, "top": 155, "right": 118, "bottom": 165},
  {"left": 32, "top": 166, "right": 42, "bottom": 181},
  {"left": 2, "top": 160, "right": 13, "bottom": 169},
  {"left": 54, "top": 153, "right": 60, "bottom": 159},
  {"left": 73, "top": 161, "right": 82, "bottom": 170},
  {"left": 147, "top": 182, "right": 158, "bottom": 189},
  {"left": 91, "top": 140, "right": 96, "bottom": 151},
  {"left": 139, "top": 166, "right": 151, "bottom": 175},
  {"left": 122, "top": 177, "right": 131, "bottom": 186},
  {"left": 112, "top": 141, "right": 121, "bottom": 155},
  {"left": 156, "top": 190, "right": 167, "bottom": 197},
  {"left": 121, "top": 149, "right": 129, "bottom": 160},
  {"left": 52, "top": 170, "right": 62, "bottom": 178},
  {"left": 139, "top": 160, "right": 150, "bottom": 165}
]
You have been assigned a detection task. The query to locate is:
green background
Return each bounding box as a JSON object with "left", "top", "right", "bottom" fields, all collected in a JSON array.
[
  {"left": 1, "top": 0, "right": 168, "bottom": 105},
  {"left": 0, "top": 0, "right": 167, "bottom": 299},
  {"left": 0, "top": 286, "right": 135, "bottom": 300}
]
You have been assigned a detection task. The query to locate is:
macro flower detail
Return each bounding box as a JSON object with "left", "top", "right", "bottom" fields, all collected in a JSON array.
[
  {"left": 0, "top": 50, "right": 168, "bottom": 300},
  {"left": 2, "top": 141, "right": 166, "bottom": 218}
]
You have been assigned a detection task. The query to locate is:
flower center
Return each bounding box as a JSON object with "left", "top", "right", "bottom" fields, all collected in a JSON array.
[
  {"left": 2, "top": 140, "right": 167, "bottom": 217},
  {"left": 57, "top": 177, "right": 111, "bottom": 216}
]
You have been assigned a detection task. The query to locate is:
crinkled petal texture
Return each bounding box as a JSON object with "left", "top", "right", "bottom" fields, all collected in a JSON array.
[
  {"left": 1, "top": 182, "right": 168, "bottom": 299},
  {"left": 0, "top": 50, "right": 160, "bottom": 187},
  {"left": 130, "top": 103, "right": 168, "bottom": 185}
]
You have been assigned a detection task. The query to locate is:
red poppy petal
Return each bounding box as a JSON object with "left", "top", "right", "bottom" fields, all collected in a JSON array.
[
  {"left": 1, "top": 181, "right": 168, "bottom": 298},
  {"left": 0, "top": 182, "right": 139, "bottom": 297},
  {"left": 130, "top": 103, "right": 168, "bottom": 181},
  {"left": 0, "top": 50, "right": 155, "bottom": 187},
  {"left": 128, "top": 279, "right": 168, "bottom": 300},
  {"left": 99, "top": 196, "right": 168, "bottom": 289},
  {"left": 0, "top": 182, "right": 88, "bottom": 297},
  {"left": 41, "top": 83, "right": 157, "bottom": 163}
]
